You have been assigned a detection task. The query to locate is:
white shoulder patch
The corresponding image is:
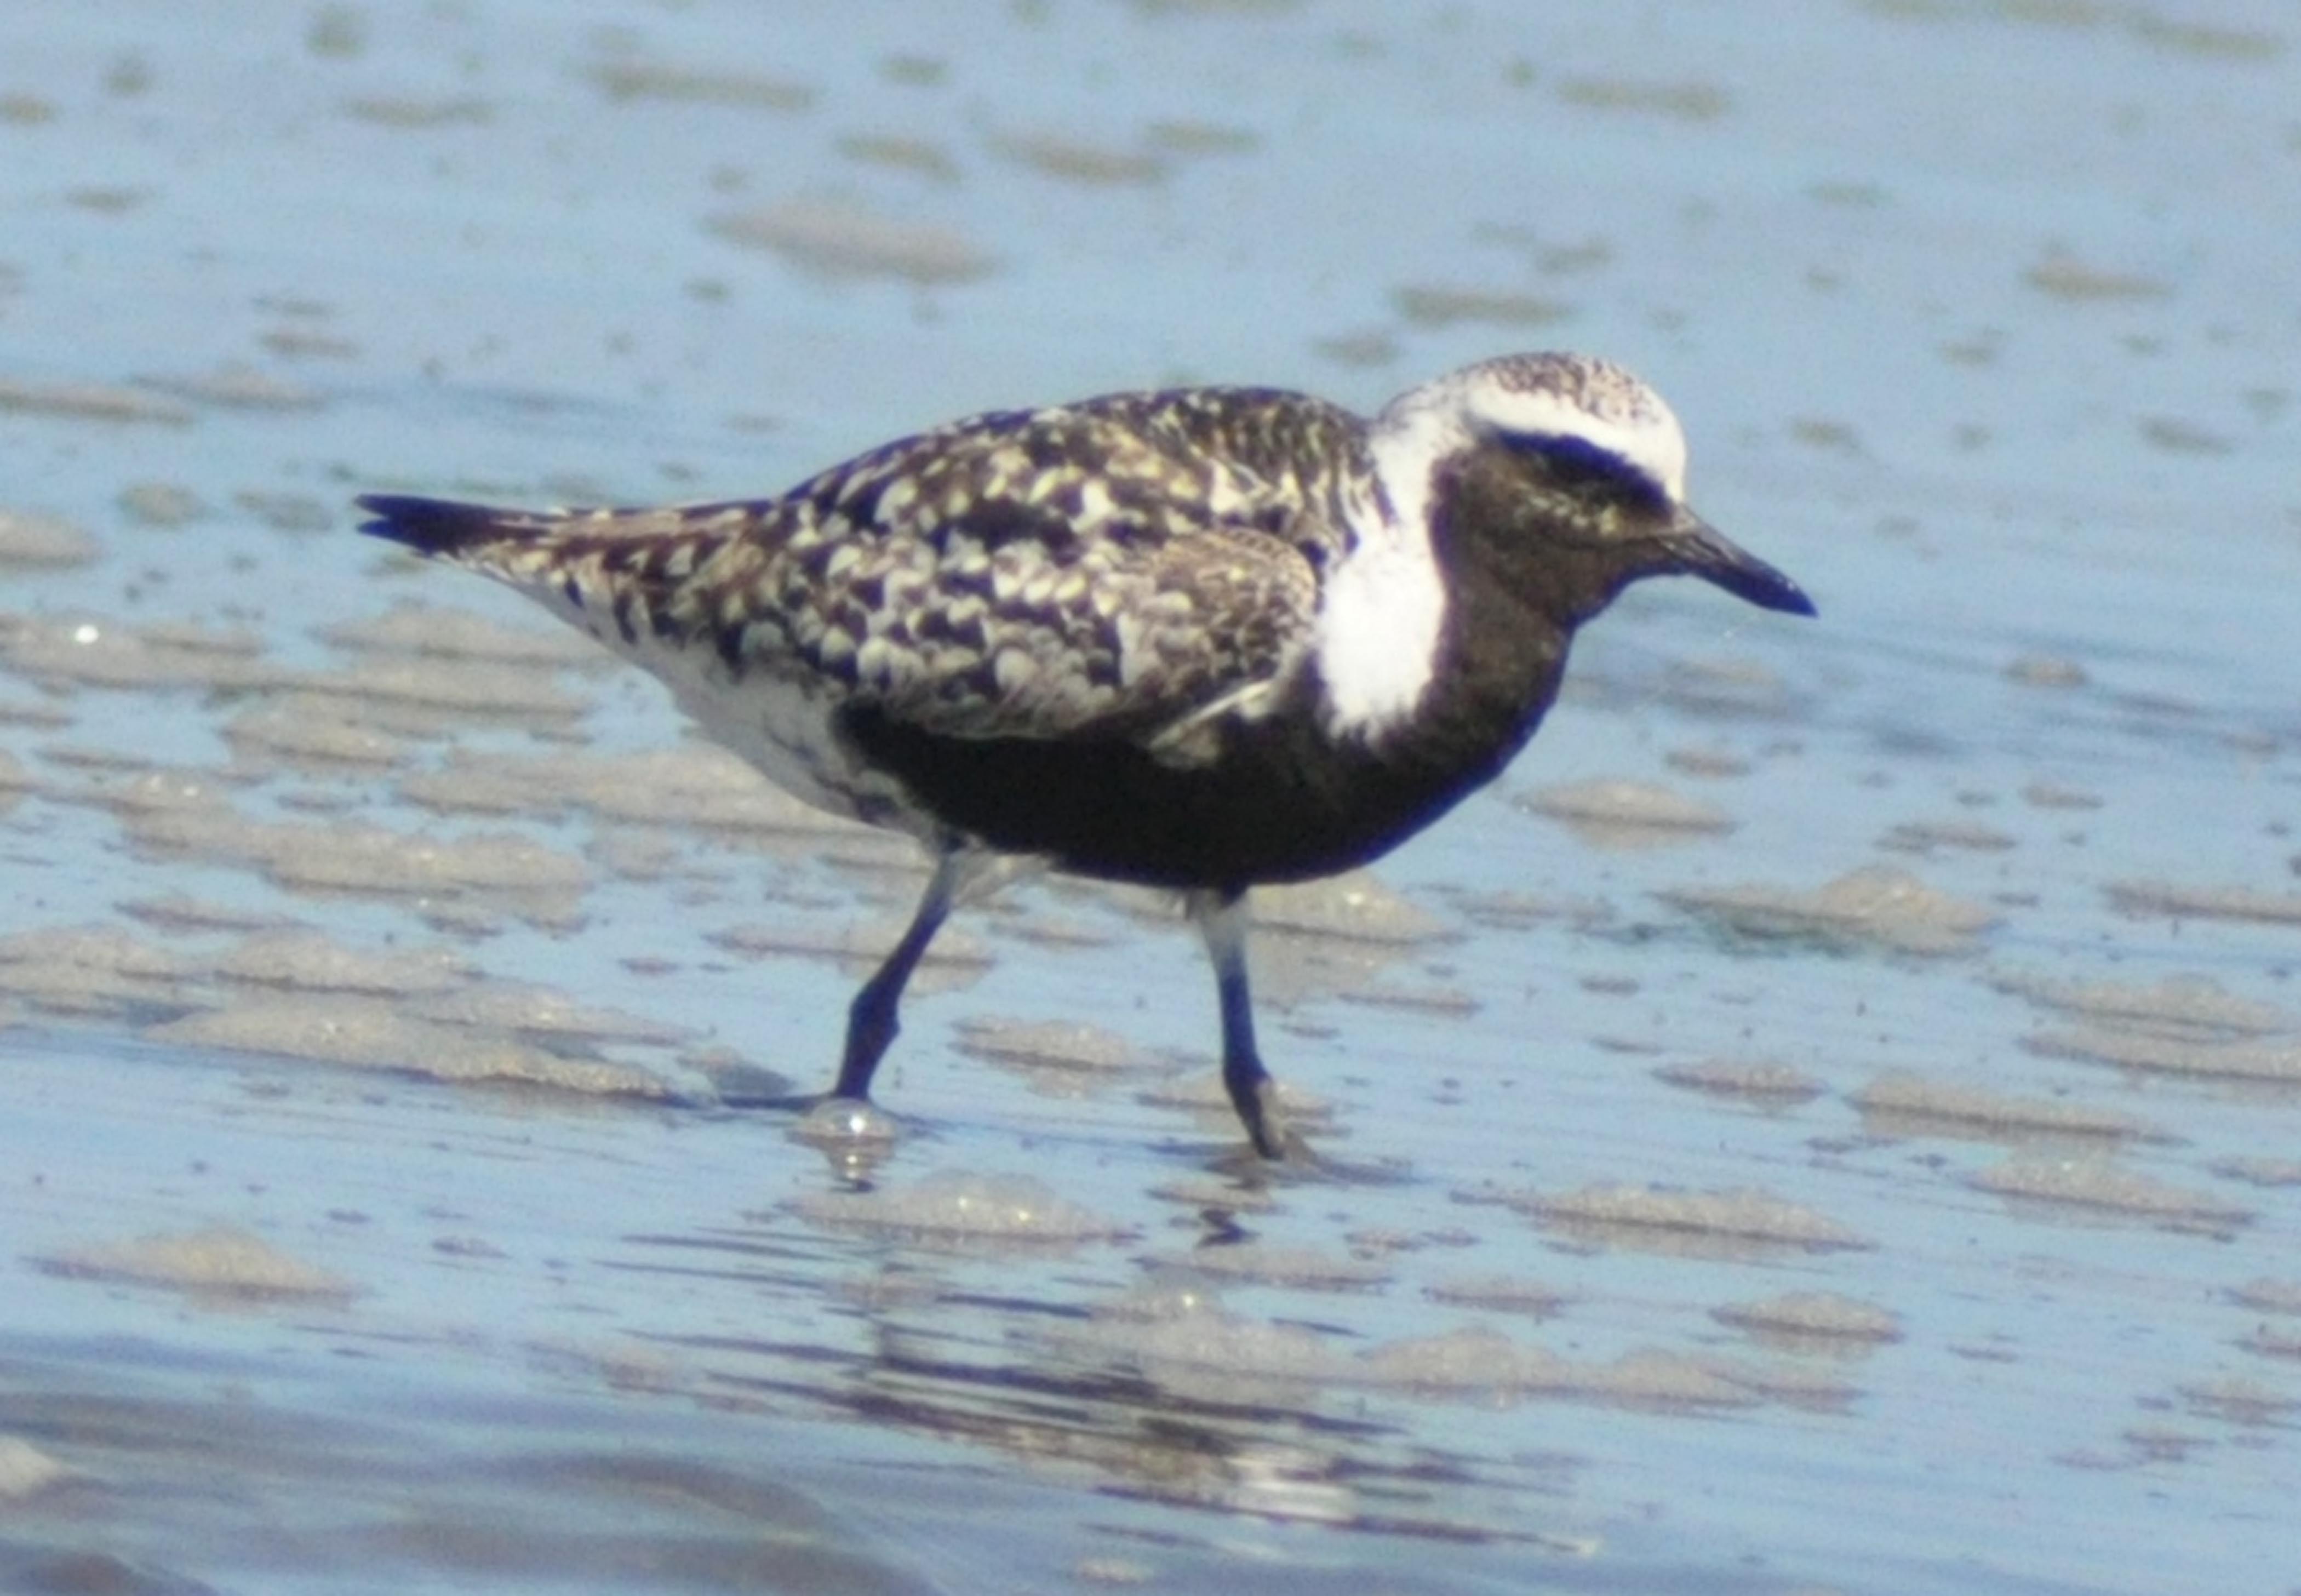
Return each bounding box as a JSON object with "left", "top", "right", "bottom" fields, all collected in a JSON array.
[{"left": 1314, "top": 407, "right": 1454, "bottom": 740}]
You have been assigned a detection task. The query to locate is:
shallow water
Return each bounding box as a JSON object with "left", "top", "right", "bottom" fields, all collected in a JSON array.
[{"left": 3, "top": 2, "right": 2299, "bottom": 1592}]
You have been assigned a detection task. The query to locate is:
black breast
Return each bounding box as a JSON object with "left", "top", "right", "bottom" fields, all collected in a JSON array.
[
  {"left": 834, "top": 442, "right": 1634, "bottom": 889},
  {"left": 836, "top": 701, "right": 1511, "bottom": 888}
]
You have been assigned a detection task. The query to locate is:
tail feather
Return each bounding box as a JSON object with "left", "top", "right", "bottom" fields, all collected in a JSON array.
[{"left": 352, "top": 492, "right": 767, "bottom": 656}]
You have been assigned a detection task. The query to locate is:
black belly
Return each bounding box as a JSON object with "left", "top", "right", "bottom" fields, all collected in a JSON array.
[{"left": 838, "top": 702, "right": 1526, "bottom": 890}]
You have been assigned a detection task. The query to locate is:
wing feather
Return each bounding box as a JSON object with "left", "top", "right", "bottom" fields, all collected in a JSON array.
[
  {"left": 705, "top": 390, "right": 1354, "bottom": 748},
  {"left": 360, "top": 386, "right": 1366, "bottom": 755}
]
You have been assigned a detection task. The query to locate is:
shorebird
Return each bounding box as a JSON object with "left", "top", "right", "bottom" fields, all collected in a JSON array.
[{"left": 358, "top": 351, "right": 1813, "bottom": 1157}]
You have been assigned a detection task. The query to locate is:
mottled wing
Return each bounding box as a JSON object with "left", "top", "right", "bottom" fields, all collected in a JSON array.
[
  {"left": 717, "top": 391, "right": 1353, "bottom": 748},
  {"left": 358, "top": 388, "right": 1361, "bottom": 753}
]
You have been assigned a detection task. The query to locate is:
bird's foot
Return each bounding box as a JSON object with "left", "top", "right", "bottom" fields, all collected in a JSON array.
[
  {"left": 791, "top": 1093, "right": 901, "bottom": 1177},
  {"left": 1238, "top": 1078, "right": 1301, "bottom": 1162}
]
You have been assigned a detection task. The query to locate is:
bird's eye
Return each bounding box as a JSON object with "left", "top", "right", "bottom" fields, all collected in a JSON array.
[{"left": 1495, "top": 431, "right": 1667, "bottom": 511}]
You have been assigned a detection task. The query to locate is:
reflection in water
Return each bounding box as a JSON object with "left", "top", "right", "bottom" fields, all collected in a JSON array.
[
  {"left": 656, "top": 1269, "right": 1600, "bottom": 1555},
  {"left": 604, "top": 1208, "right": 1868, "bottom": 1562}
]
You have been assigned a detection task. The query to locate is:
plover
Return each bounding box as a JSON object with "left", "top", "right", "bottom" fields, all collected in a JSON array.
[{"left": 358, "top": 351, "right": 1813, "bottom": 1157}]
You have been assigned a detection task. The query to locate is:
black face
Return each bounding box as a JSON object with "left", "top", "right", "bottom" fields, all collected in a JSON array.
[
  {"left": 1448, "top": 430, "right": 1816, "bottom": 619},
  {"left": 1459, "top": 429, "right": 1679, "bottom": 560},
  {"left": 1490, "top": 430, "right": 1673, "bottom": 522}
]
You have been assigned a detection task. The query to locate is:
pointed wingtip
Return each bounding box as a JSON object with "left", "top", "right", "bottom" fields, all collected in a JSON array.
[{"left": 354, "top": 493, "right": 514, "bottom": 556}]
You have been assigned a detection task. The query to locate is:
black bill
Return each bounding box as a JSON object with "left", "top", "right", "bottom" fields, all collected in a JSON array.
[{"left": 1668, "top": 509, "right": 1817, "bottom": 617}]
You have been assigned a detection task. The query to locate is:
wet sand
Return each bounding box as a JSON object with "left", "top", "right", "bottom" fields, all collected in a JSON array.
[{"left": 2, "top": 3, "right": 2298, "bottom": 1592}]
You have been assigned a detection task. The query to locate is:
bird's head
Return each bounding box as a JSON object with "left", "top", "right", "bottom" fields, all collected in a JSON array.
[{"left": 1370, "top": 352, "right": 1815, "bottom": 620}]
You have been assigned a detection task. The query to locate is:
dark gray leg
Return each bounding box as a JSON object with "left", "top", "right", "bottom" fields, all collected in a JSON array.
[
  {"left": 832, "top": 851, "right": 961, "bottom": 1103},
  {"left": 1189, "top": 888, "right": 1285, "bottom": 1158}
]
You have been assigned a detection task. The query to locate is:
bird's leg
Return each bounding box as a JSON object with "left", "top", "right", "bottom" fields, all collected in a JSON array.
[
  {"left": 832, "top": 849, "right": 964, "bottom": 1103},
  {"left": 1188, "top": 888, "right": 1286, "bottom": 1158}
]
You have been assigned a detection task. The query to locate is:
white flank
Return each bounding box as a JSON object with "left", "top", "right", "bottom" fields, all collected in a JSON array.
[
  {"left": 510, "top": 560, "right": 912, "bottom": 830},
  {"left": 661, "top": 642, "right": 919, "bottom": 827}
]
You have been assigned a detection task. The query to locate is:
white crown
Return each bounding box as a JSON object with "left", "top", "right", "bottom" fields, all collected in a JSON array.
[{"left": 1376, "top": 351, "right": 1689, "bottom": 507}]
